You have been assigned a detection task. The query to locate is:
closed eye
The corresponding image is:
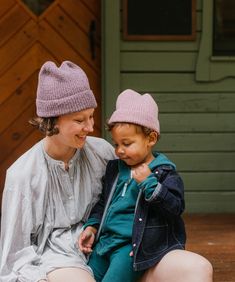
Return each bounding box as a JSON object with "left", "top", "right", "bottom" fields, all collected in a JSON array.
[
  {"left": 123, "top": 142, "right": 132, "bottom": 147},
  {"left": 75, "top": 120, "right": 83, "bottom": 124}
]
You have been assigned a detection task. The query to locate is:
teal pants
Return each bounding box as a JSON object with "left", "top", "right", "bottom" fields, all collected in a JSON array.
[{"left": 88, "top": 243, "right": 143, "bottom": 282}]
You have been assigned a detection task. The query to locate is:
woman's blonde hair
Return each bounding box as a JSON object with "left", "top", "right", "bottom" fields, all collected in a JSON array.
[{"left": 29, "top": 116, "right": 59, "bottom": 136}]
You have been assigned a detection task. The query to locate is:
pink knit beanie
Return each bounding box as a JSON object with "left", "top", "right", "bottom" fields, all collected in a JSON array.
[
  {"left": 36, "top": 61, "right": 97, "bottom": 117},
  {"left": 108, "top": 89, "right": 160, "bottom": 134}
]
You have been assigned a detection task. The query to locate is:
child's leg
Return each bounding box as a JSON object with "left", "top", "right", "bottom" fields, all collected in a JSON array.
[
  {"left": 102, "top": 244, "right": 143, "bottom": 282},
  {"left": 140, "top": 250, "right": 213, "bottom": 282},
  {"left": 88, "top": 247, "right": 109, "bottom": 282},
  {"left": 47, "top": 267, "right": 95, "bottom": 282}
]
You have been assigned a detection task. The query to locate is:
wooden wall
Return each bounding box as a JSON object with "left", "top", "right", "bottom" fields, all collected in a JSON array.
[
  {"left": 102, "top": 0, "right": 235, "bottom": 212},
  {"left": 0, "top": 0, "right": 101, "bottom": 208}
]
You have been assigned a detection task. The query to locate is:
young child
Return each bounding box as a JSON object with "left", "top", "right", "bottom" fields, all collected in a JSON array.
[{"left": 78, "top": 89, "right": 186, "bottom": 282}]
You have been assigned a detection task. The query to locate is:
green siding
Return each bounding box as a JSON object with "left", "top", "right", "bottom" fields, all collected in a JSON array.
[{"left": 102, "top": 0, "right": 235, "bottom": 212}]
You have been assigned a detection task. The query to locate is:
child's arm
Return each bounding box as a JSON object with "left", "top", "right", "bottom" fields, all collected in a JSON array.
[
  {"left": 132, "top": 163, "right": 152, "bottom": 182},
  {"left": 78, "top": 226, "right": 97, "bottom": 254},
  {"left": 133, "top": 163, "right": 185, "bottom": 216}
]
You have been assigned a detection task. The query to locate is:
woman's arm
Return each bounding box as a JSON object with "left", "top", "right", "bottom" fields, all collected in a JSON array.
[{"left": 0, "top": 171, "right": 47, "bottom": 281}]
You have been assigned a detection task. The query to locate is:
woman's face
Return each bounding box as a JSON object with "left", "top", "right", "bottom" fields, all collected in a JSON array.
[{"left": 55, "top": 108, "right": 95, "bottom": 149}]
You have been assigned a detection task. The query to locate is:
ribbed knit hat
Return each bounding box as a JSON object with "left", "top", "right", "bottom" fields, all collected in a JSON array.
[
  {"left": 36, "top": 61, "right": 97, "bottom": 117},
  {"left": 108, "top": 89, "right": 160, "bottom": 134}
]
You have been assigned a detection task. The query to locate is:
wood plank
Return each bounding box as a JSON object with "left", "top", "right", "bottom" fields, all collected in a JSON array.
[
  {"left": 196, "top": 0, "right": 202, "bottom": 10},
  {"left": 121, "top": 73, "right": 235, "bottom": 92},
  {"left": 60, "top": 0, "right": 101, "bottom": 41},
  {"left": 166, "top": 152, "right": 235, "bottom": 171},
  {"left": 121, "top": 52, "right": 196, "bottom": 72},
  {"left": 181, "top": 172, "right": 235, "bottom": 191},
  {"left": 184, "top": 214, "right": 235, "bottom": 282},
  {"left": 0, "top": 73, "right": 37, "bottom": 134},
  {"left": 152, "top": 93, "right": 235, "bottom": 113},
  {"left": 45, "top": 5, "right": 100, "bottom": 72},
  {"left": 0, "top": 20, "right": 38, "bottom": 75},
  {"left": 185, "top": 192, "right": 235, "bottom": 212},
  {"left": 160, "top": 113, "right": 235, "bottom": 133},
  {"left": 103, "top": 0, "right": 121, "bottom": 137},
  {"left": 0, "top": 5, "right": 30, "bottom": 47},
  {"left": 0, "top": 0, "right": 14, "bottom": 18},
  {"left": 0, "top": 44, "right": 38, "bottom": 105},
  {"left": 156, "top": 133, "right": 235, "bottom": 152},
  {"left": 121, "top": 37, "right": 200, "bottom": 52},
  {"left": 0, "top": 104, "right": 36, "bottom": 164},
  {"left": 80, "top": 0, "right": 100, "bottom": 18}
]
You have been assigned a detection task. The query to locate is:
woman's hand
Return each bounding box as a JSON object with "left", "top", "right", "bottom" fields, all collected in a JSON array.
[{"left": 77, "top": 226, "right": 97, "bottom": 254}]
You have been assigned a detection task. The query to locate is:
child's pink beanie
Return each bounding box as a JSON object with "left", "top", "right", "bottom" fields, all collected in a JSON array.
[
  {"left": 108, "top": 89, "right": 160, "bottom": 134},
  {"left": 36, "top": 61, "right": 97, "bottom": 117}
]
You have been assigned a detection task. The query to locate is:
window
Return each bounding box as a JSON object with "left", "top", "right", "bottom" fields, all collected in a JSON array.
[
  {"left": 196, "top": 0, "right": 235, "bottom": 81},
  {"left": 123, "top": 0, "right": 196, "bottom": 41},
  {"left": 21, "top": 0, "right": 54, "bottom": 16},
  {"left": 213, "top": 0, "right": 235, "bottom": 56}
]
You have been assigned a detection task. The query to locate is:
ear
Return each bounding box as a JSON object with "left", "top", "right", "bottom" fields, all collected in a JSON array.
[{"left": 148, "top": 131, "right": 158, "bottom": 147}]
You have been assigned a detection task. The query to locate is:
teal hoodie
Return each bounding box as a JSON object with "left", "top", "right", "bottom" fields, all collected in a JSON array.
[{"left": 84, "top": 152, "right": 176, "bottom": 256}]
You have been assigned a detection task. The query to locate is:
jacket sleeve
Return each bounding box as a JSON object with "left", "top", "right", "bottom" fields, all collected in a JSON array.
[
  {"left": 0, "top": 171, "right": 47, "bottom": 282},
  {"left": 138, "top": 166, "right": 185, "bottom": 216}
]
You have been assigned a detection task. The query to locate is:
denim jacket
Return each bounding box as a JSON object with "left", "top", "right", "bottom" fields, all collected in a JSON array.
[{"left": 88, "top": 157, "right": 186, "bottom": 271}]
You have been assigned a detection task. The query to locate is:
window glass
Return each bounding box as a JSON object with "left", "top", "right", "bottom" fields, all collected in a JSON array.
[
  {"left": 22, "top": 0, "right": 54, "bottom": 16},
  {"left": 213, "top": 0, "right": 235, "bottom": 56}
]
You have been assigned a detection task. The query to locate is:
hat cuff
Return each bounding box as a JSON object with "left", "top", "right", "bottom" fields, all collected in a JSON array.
[{"left": 36, "top": 90, "right": 97, "bottom": 117}]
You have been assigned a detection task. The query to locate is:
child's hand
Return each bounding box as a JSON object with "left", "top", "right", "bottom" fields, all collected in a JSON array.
[
  {"left": 132, "top": 163, "right": 152, "bottom": 183},
  {"left": 77, "top": 226, "right": 97, "bottom": 254}
]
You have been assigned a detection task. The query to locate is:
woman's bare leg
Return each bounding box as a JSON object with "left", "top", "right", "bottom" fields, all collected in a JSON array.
[
  {"left": 47, "top": 267, "right": 95, "bottom": 282},
  {"left": 140, "top": 250, "right": 213, "bottom": 282}
]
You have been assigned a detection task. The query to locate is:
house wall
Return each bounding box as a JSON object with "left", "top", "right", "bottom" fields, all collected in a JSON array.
[{"left": 102, "top": 0, "right": 235, "bottom": 212}]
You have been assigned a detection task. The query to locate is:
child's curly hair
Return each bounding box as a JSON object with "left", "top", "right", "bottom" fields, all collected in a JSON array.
[
  {"left": 29, "top": 117, "right": 59, "bottom": 136},
  {"left": 106, "top": 122, "right": 160, "bottom": 140}
]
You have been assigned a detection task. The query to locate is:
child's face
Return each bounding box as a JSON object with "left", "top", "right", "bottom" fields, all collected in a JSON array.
[{"left": 111, "top": 124, "right": 156, "bottom": 168}]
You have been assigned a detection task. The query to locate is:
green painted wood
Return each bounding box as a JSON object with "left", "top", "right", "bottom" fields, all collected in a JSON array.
[
  {"left": 181, "top": 172, "right": 235, "bottom": 191},
  {"left": 185, "top": 192, "right": 235, "bottom": 213},
  {"left": 121, "top": 36, "right": 200, "bottom": 52},
  {"left": 166, "top": 152, "right": 235, "bottom": 171},
  {"left": 160, "top": 113, "right": 235, "bottom": 132},
  {"left": 103, "top": 0, "right": 235, "bottom": 213},
  {"left": 152, "top": 93, "right": 235, "bottom": 113},
  {"left": 102, "top": 0, "right": 120, "bottom": 138},
  {"left": 121, "top": 52, "right": 196, "bottom": 72},
  {"left": 156, "top": 133, "right": 235, "bottom": 152},
  {"left": 197, "top": 0, "right": 202, "bottom": 10},
  {"left": 121, "top": 73, "right": 235, "bottom": 92},
  {"left": 196, "top": 0, "right": 235, "bottom": 81}
]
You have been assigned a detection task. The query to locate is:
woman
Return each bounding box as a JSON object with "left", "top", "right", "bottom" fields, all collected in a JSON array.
[
  {"left": 0, "top": 61, "right": 115, "bottom": 281},
  {"left": 0, "top": 61, "right": 212, "bottom": 282}
]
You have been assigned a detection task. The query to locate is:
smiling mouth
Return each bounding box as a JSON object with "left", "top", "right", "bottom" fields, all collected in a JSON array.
[{"left": 76, "top": 135, "right": 86, "bottom": 140}]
